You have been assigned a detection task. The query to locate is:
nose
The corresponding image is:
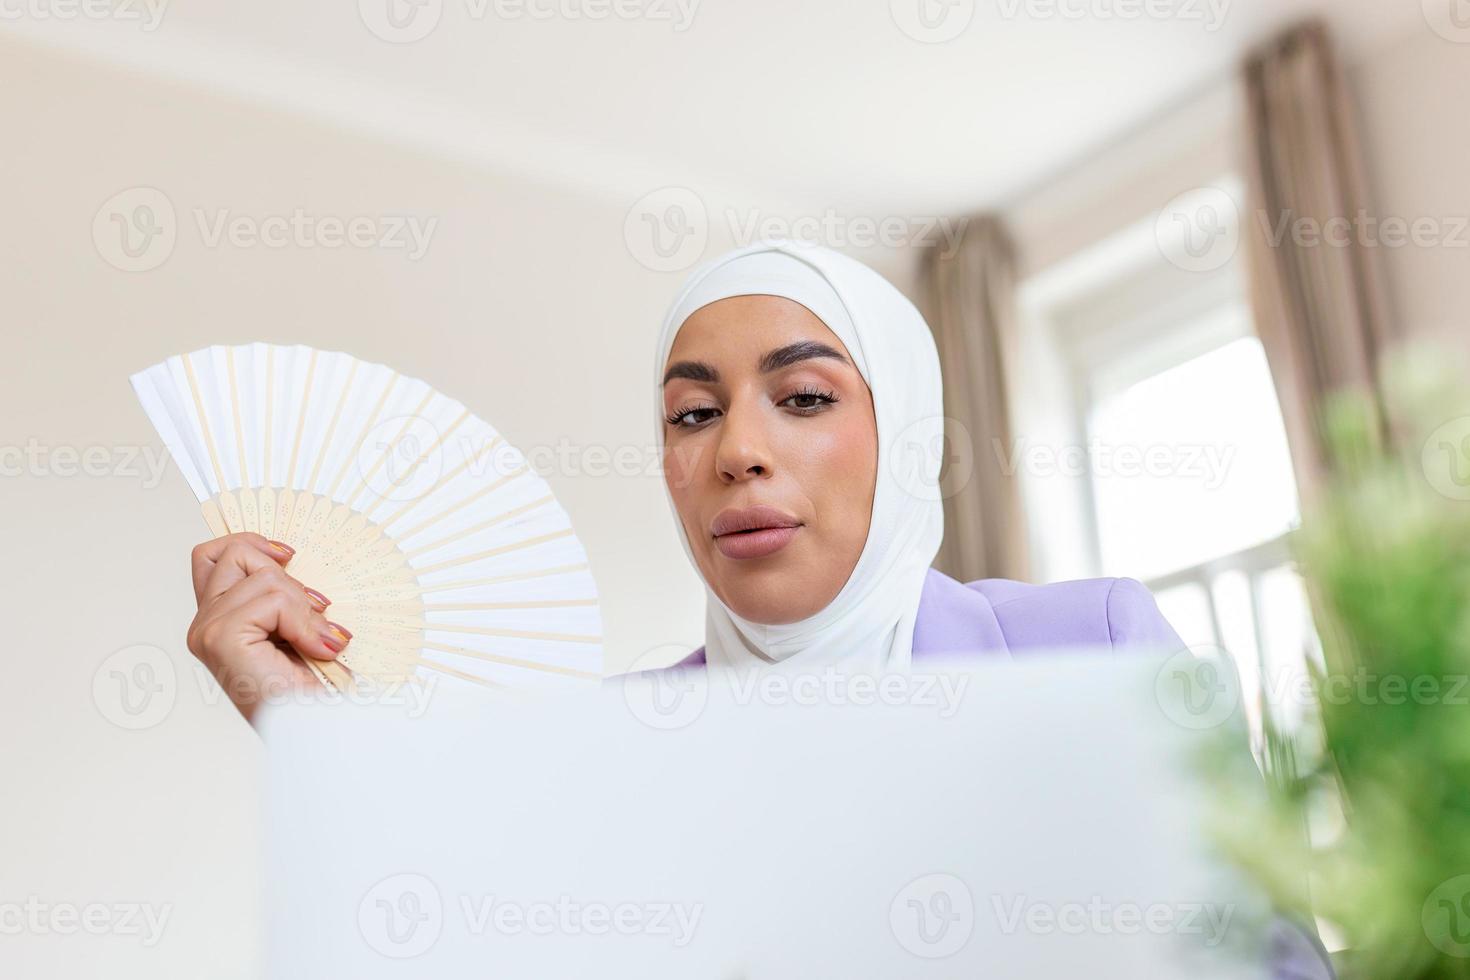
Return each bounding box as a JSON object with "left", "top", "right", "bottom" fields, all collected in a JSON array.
[{"left": 714, "top": 398, "right": 774, "bottom": 484}]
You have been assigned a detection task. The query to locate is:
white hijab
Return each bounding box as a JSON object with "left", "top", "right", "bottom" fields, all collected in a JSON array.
[{"left": 653, "top": 241, "right": 946, "bottom": 672}]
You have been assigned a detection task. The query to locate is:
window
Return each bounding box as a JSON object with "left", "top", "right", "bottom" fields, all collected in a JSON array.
[
  {"left": 1017, "top": 179, "right": 1322, "bottom": 749},
  {"left": 1086, "top": 328, "right": 1321, "bottom": 743}
]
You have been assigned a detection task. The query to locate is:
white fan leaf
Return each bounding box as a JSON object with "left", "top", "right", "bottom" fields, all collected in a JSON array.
[{"left": 130, "top": 344, "right": 603, "bottom": 696}]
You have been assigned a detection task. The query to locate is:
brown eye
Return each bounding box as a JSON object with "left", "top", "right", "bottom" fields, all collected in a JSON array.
[
  {"left": 778, "top": 387, "right": 839, "bottom": 413},
  {"left": 666, "top": 405, "right": 721, "bottom": 428}
]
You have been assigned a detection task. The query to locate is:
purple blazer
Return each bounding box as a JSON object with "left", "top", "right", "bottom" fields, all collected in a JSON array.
[
  {"left": 672, "top": 567, "right": 1188, "bottom": 667},
  {"left": 664, "top": 566, "right": 1335, "bottom": 980}
]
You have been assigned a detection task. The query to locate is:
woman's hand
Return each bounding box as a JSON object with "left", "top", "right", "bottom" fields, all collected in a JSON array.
[{"left": 186, "top": 533, "right": 351, "bottom": 726}]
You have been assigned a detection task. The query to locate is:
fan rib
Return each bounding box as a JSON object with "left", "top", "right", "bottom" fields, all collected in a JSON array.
[
  {"left": 414, "top": 660, "right": 511, "bottom": 690},
  {"left": 414, "top": 561, "right": 591, "bottom": 594},
  {"left": 426, "top": 623, "right": 600, "bottom": 644},
  {"left": 369, "top": 407, "right": 471, "bottom": 507},
  {"left": 345, "top": 388, "right": 435, "bottom": 509},
  {"left": 181, "top": 351, "right": 229, "bottom": 495},
  {"left": 375, "top": 435, "right": 502, "bottom": 531},
  {"left": 423, "top": 598, "right": 598, "bottom": 611},
  {"left": 421, "top": 642, "right": 601, "bottom": 681},
  {"left": 308, "top": 358, "right": 359, "bottom": 492},
  {"left": 286, "top": 349, "right": 321, "bottom": 488},
  {"left": 402, "top": 494, "right": 555, "bottom": 560},
  {"left": 227, "top": 346, "right": 250, "bottom": 489},
  {"left": 327, "top": 370, "right": 400, "bottom": 501},
  {"left": 412, "top": 528, "right": 574, "bottom": 576},
  {"left": 263, "top": 345, "right": 275, "bottom": 487},
  {"left": 390, "top": 464, "right": 527, "bottom": 542}
]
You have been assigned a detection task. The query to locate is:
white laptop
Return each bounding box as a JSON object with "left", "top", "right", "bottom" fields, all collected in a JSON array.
[{"left": 260, "top": 650, "right": 1267, "bottom": 978}]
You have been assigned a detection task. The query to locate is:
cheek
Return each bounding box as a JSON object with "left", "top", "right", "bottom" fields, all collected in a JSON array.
[
  {"left": 662, "top": 438, "right": 714, "bottom": 495},
  {"left": 777, "top": 413, "right": 878, "bottom": 516},
  {"left": 663, "top": 441, "right": 710, "bottom": 540}
]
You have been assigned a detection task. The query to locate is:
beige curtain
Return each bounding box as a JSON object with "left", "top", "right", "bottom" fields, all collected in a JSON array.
[
  {"left": 919, "top": 216, "right": 1030, "bottom": 583},
  {"left": 1242, "top": 20, "right": 1396, "bottom": 502}
]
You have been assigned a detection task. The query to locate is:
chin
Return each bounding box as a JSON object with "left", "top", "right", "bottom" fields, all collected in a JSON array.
[{"left": 706, "top": 557, "right": 829, "bottom": 626}]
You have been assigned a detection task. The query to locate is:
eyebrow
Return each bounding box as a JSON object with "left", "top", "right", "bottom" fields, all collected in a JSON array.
[{"left": 661, "top": 341, "right": 849, "bottom": 386}]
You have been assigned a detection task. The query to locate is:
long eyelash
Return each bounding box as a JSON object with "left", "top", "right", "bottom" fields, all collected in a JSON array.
[
  {"left": 665, "top": 403, "right": 716, "bottom": 426},
  {"left": 785, "top": 385, "right": 839, "bottom": 406}
]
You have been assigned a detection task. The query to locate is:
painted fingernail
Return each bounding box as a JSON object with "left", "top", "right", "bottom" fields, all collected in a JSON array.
[
  {"left": 326, "top": 622, "right": 352, "bottom": 649},
  {"left": 268, "top": 540, "right": 295, "bottom": 558},
  {"left": 303, "top": 587, "right": 331, "bottom": 611}
]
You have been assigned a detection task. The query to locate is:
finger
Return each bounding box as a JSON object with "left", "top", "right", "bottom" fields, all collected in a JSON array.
[
  {"left": 202, "top": 573, "right": 350, "bottom": 663},
  {"left": 201, "top": 558, "right": 333, "bottom": 624},
  {"left": 198, "top": 539, "right": 304, "bottom": 608},
  {"left": 269, "top": 593, "right": 353, "bottom": 663},
  {"left": 191, "top": 533, "right": 295, "bottom": 603},
  {"left": 202, "top": 564, "right": 299, "bottom": 621}
]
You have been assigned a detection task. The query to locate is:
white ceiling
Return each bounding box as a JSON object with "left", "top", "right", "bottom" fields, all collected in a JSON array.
[{"left": 1, "top": 0, "right": 1429, "bottom": 216}]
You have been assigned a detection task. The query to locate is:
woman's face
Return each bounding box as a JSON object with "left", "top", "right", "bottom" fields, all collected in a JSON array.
[{"left": 661, "top": 294, "right": 878, "bottom": 625}]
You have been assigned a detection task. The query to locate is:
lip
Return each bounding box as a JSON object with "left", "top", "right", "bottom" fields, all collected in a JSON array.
[{"left": 710, "top": 506, "right": 803, "bottom": 560}]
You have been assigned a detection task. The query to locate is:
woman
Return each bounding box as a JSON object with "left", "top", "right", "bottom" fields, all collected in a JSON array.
[
  {"left": 647, "top": 241, "right": 1331, "bottom": 980},
  {"left": 653, "top": 240, "right": 1187, "bottom": 671},
  {"left": 183, "top": 240, "right": 1180, "bottom": 709},
  {"left": 184, "top": 240, "right": 1330, "bottom": 976}
]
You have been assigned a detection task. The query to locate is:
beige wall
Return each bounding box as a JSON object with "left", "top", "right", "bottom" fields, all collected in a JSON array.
[{"left": 1350, "top": 26, "right": 1470, "bottom": 345}]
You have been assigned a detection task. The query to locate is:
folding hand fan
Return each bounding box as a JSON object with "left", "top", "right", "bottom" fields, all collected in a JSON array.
[{"left": 131, "top": 344, "right": 603, "bottom": 695}]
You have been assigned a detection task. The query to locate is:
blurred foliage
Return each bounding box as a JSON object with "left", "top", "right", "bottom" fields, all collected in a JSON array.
[{"left": 1204, "top": 342, "right": 1470, "bottom": 979}]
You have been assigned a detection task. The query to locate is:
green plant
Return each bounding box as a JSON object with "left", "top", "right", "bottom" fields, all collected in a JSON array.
[{"left": 1207, "top": 344, "right": 1470, "bottom": 979}]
